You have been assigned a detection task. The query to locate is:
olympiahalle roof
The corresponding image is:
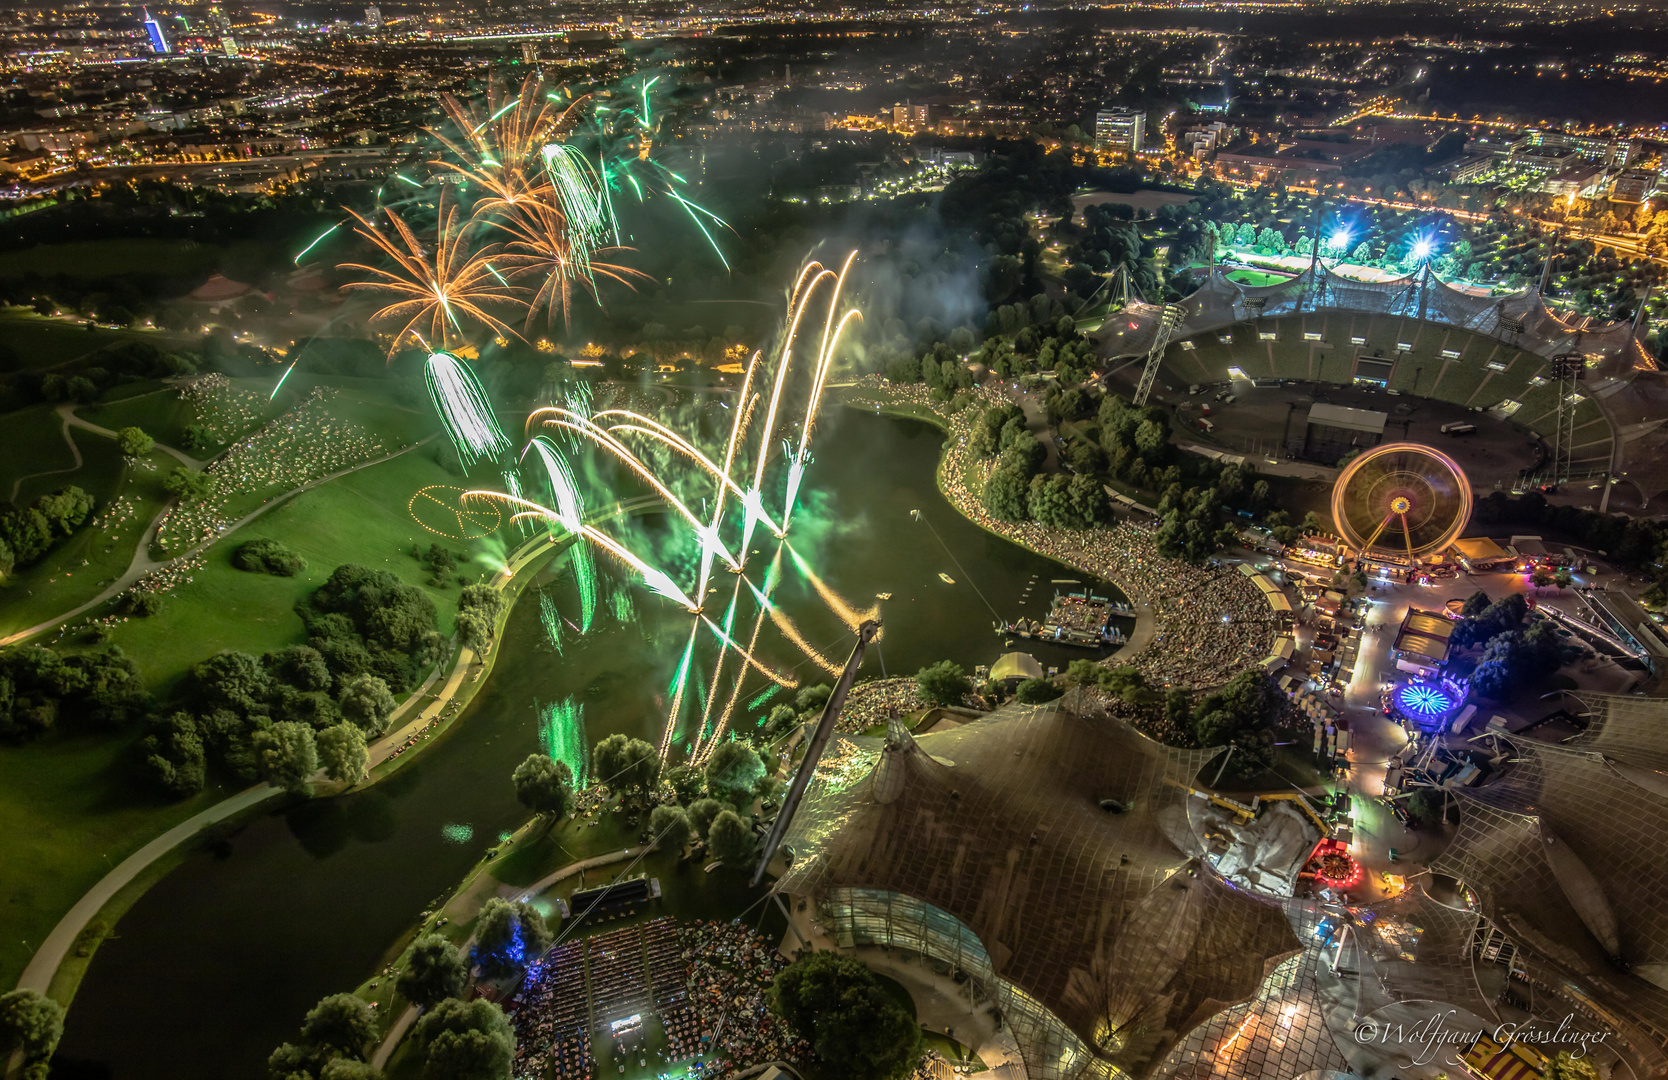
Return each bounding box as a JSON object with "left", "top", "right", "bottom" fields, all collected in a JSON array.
[{"left": 777, "top": 695, "right": 1301, "bottom": 1078}]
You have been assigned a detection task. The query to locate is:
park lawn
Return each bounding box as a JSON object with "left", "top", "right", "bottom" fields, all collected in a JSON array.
[
  {"left": 0, "top": 727, "right": 231, "bottom": 993},
  {"left": 89, "top": 445, "right": 479, "bottom": 694},
  {"left": 0, "top": 237, "right": 259, "bottom": 281},
  {"left": 0, "top": 310, "right": 171, "bottom": 372},
  {"left": 0, "top": 402, "right": 75, "bottom": 499},
  {"left": 0, "top": 443, "right": 176, "bottom": 639},
  {"left": 1224, "top": 269, "right": 1294, "bottom": 287},
  {"left": 83, "top": 379, "right": 286, "bottom": 458}
]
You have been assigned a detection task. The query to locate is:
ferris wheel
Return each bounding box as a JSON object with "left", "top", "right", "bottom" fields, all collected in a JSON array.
[{"left": 1329, "top": 443, "right": 1473, "bottom": 562}]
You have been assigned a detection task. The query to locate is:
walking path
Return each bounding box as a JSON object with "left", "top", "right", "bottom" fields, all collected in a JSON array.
[
  {"left": 7, "top": 406, "right": 86, "bottom": 504},
  {"left": 0, "top": 435, "right": 433, "bottom": 647},
  {"left": 14, "top": 782, "right": 279, "bottom": 994},
  {"left": 60, "top": 401, "right": 206, "bottom": 469}
]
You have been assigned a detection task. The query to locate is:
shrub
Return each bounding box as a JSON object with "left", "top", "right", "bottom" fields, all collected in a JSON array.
[{"left": 232, "top": 538, "right": 305, "bottom": 576}]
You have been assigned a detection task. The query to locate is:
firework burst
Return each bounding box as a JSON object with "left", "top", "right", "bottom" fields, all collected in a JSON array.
[{"left": 338, "top": 190, "right": 525, "bottom": 356}]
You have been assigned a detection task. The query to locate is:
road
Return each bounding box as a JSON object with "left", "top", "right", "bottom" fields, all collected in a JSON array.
[{"left": 1296, "top": 554, "right": 1644, "bottom": 903}]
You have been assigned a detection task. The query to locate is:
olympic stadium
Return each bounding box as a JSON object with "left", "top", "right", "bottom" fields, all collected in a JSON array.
[{"left": 1096, "top": 258, "right": 1668, "bottom": 504}]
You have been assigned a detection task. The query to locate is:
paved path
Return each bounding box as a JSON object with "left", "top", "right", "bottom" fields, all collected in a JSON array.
[
  {"left": 14, "top": 782, "right": 280, "bottom": 995},
  {"left": 0, "top": 436, "right": 433, "bottom": 647},
  {"left": 7, "top": 406, "right": 85, "bottom": 504},
  {"left": 60, "top": 402, "right": 206, "bottom": 469}
]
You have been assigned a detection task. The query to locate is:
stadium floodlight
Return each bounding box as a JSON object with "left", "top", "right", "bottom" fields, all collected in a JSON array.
[
  {"left": 1329, "top": 230, "right": 1352, "bottom": 252},
  {"left": 1410, "top": 237, "right": 1435, "bottom": 262}
]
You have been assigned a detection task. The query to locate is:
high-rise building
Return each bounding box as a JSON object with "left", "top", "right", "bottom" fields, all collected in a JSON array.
[
  {"left": 364, "top": 4, "right": 382, "bottom": 28},
  {"left": 142, "top": 6, "right": 170, "bottom": 54},
  {"left": 1094, "top": 107, "right": 1145, "bottom": 155},
  {"left": 220, "top": 34, "right": 238, "bottom": 58},
  {"left": 521, "top": 41, "right": 537, "bottom": 64},
  {"left": 206, "top": 6, "right": 230, "bottom": 33}
]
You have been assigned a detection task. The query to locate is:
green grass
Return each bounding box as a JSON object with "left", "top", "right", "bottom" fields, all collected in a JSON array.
[
  {"left": 79, "top": 445, "right": 479, "bottom": 694},
  {"left": 79, "top": 386, "right": 229, "bottom": 456},
  {"left": 0, "top": 310, "right": 175, "bottom": 372},
  {"left": 0, "top": 728, "right": 232, "bottom": 992},
  {"left": 0, "top": 442, "right": 176, "bottom": 639},
  {"left": 0, "top": 403, "right": 75, "bottom": 500},
  {"left": 1224, "top": 269, "right": 1293, "bottom": 287}
]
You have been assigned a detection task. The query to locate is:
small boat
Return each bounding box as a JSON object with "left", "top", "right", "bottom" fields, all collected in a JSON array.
[
  {"left": 938, "top": 573, "right": 956, "bottom": 585},
  {"left": 876, "top": 592, "right": 893, "bottom": 600}
]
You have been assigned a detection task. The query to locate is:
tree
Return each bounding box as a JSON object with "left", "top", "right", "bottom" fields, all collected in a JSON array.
[
  {"left": 455, "top": 610, "right": 491, "bottom": 654},
  {"left": 512, "top": 754, "right": 573, "bottom": 826},
  {"left": 1064, "top": 659, "right": 1101, "bottom": 687},
  {"left": 320, "top": 1061, "right": 384, "bottom": 1080},
  {"left": 254, "top": 720, "right": 319, "bottom": 795},
  {"left": 316, "top": 723, "right": 368, "bottom": 783},
  {"left": 1460, "top": 590, "right": 1491, "bottom": 619},
  {"left": 116, "top": 426, "right": 154, "bottom": 457},
  {"left": 1015, "top": 677, "right": 1063, "bottom": 704},
  {"left": 707, "top": 809, "right": 757, "bottom": 869},
  {"left": 982, "top": 466, "right": 1029, "bottom": 521},
  {"left": 770, "top": 952, "right": 921, "bottom": 1080},
  {"left": 591, "top": 734, "right": 660, "bottom": 800},
  {"left": 704, "top": 741, "right": 765, "bottom": 805},
  {"left": 473, "top": 898, "right": 551, "bottom": 977},
  {"left": 915, "top": 660, "right": 971, "bottom": 706},
  {"left": 794, "top": 683, "right": 832, "bottom": 714},
  {"left": 339, "top": 674, "right": 396, "bottom": 734},
  {"left": 1554, "top": 568, "right": 1574, "bottom": 590},
  {"left": 649, "top": 804, "right": 692, "bottom": 856},
  {"left": 234, "top": 538, "right": 306, "bottom": 576},
  {"left": 1530, "top": 568, "right": 1556, "bottom": 590},
  {"left": 415, "top": 998, "right": 514, "bottom": 1080},
  {"left": 0, "top": 989, "right": 64, "bottom": 1065},
  {"left": 165, "top": 466, "right": 215, "bottom": 502},
  {"left": 301, "top": 993, "right": 378, "bottom": 1061},
  {"left": 688, "top": 797, "right": 724, "bottom": 840},
  {"left": 397, "top": 934, "right": 470, "bottom": 1010}
]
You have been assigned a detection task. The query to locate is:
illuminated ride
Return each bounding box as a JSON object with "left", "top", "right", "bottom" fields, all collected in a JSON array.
[{"left": 1330, "top": 443, "right": 1472, "bottom": 563}]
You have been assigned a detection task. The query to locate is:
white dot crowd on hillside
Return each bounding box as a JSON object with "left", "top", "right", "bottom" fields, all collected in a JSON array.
[{"left": 155, "top": 387, "right": 389, "bottom": 556}]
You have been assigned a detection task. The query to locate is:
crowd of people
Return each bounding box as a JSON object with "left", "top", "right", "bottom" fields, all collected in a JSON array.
[
  {"left": 176, "top": 373, "right": 269, "bottom": 449},
  {"left": 156, "top": 387, "right": 390, "bottom": 554},
  {"left": 930, "top": 393, "right": 1278, "bottom": 691},
  {"left": 676, "top": 920, "right": 812, "bottom": 1077},
  {"left": 505, "top": 916, "right": 816, "bottom": 1080},
  {"left": 836, "top": 676, "right": 932, "bottom": 734},
  {"left": 509, "top": 940, "right": 592, "bottom": 1080}
]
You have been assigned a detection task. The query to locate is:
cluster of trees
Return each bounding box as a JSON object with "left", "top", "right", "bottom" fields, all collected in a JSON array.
[
  {"left": 301, "top": 565, "right": 446, "bottom": 694},
  {"left": 0, "top": 339, "right": 201, "bottom": 414},
  {"left": 882, "top": 342, "right": 977, "bottom": 400},
  {"left": 0, "top": 988, "right": 64, "bottom": 1079},
  {"left": 234, "top": 538, "right": 307, "bottom": 577},
  {"left": 1066, "top": 660, "right": 1281, "bottom": 776},
  {"left": 0, "top": 485, "right": 95, "bottom": 578},
  {"left": 137, "top": 564, "right": 430, "bottom": 797},
  {"left": 454, "top": 584, "right": 507, "bottom": 654},
  {"left": 0, "top": 644, "right": 148, "bottom": 741},
  {"left": 973, "top": 403, "right": 1112, "bottom": 530},
  {"left": 978, "top": 303, "right": 1100, "bottom": 385},
  {"left": 770, "top": 952, "right": 921, "bottom": 1080},
  {"left": 411, "top": 542, "right": 468, "bottom": 588},
  {"left": 1449, "top": 591, "right": 1585, "bottom": 699},
  {"left": 267, "top": 994, "right": 383, "bottom": 1080}
]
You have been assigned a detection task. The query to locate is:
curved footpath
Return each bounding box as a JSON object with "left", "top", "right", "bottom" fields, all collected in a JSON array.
[
  {"left": 0, "top": 428, "right": 435, "bottom": 648},
  {"left": 14, "top": 499, "right": 664, "bottom": 1003}
]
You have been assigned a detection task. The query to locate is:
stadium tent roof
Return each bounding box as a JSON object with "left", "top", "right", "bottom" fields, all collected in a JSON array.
[
  {"left": 778, "top": 699, "right": 1301, "bottom": 1078},
  {"left": 1306, "top": 403, "right": 1387, "bottom": 435},
  {"left": 1430, "top": 722, "right": 1668, "bottom": 1078}
]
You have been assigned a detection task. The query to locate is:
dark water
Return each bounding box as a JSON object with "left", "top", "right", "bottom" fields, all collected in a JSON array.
[{"left": 55, "top": 410, "right": 1123, "bottom": 1080}]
